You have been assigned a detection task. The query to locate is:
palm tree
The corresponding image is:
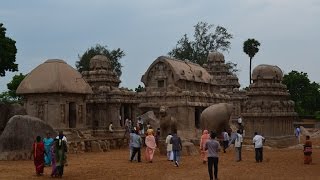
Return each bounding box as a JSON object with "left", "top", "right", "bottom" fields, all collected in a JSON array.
[{"left": 243, "top": 39, "right": 261, "bottom": 84}]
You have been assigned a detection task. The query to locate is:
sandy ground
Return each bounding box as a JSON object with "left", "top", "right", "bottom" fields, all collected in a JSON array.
[{"left": 0, "top": 139, "right": 319, "bottom": 180}]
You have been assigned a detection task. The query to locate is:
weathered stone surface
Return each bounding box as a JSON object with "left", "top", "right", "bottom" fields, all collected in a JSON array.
[
  {"left": 200, "top": 103, "right": 233, "bottom": 134},
  {"left": 181, "top": 141, "right": 199, "bottom": 156},
  {"left": 140, "top": 111, "right": 159, "bottom": 129},
  {"left": 91, "top": 141, "right": 103, "bottom": 152},
  {"left": 0, "top": 103, "right": 27, "bottom": 134},
  {"left": 0, "top": 115, "right": 55, "bottom": 160}
]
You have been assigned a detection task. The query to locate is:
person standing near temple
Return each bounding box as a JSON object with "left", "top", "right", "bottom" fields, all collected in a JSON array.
[
  {"left": 222, "top": 129, "right": 229, "bottom": 153},
  {"left": 145, "top": 130, "right": 157, "bottom": 163},
  {"left": 109, "top": 122, "right": 114, "bottom": 136},
  {"left": 130, "top": 129, "right": 142, "bottom": 162},
  {"left": 253, "top": 132, "right": 265, "bottom": 163},
  {"left": 170, "top": 130, "right": 182, "bottom": 167},
  {"left": 200, "top": 130, "right": 210, "bottom": 164},
  {"left": 43, "top": 132, "right": 54, "bottom": 166},
  {"left": 165, "top": 133, "right": 173, "bottom": 161},
  {"left": 295, "top": 126, "right": 301, "bottom": 144},
  {"left": 205, "top": 132, "right": 220, "bottom": 180},
  {"left": 234, "top": 130, "right": 243, "bottom": 162},
  {"left": 303, "top": 135, "right": 312, "bottom": 164},
  {"left": 32, "top": 136, "right": 45, "bottom": 176}
]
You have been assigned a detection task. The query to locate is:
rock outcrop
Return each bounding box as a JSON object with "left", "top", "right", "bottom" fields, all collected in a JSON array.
[{"left": 0, "top": 115, "right": 55, "bottom": 160}]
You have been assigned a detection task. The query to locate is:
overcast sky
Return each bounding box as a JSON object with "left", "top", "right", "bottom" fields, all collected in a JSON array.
[{"left": 1, "top": 0, "right": 319, "bottom": 92}]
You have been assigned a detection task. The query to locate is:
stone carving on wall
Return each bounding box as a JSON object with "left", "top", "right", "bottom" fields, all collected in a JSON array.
[
  {"left": 60, "top": 104, "right": 65, "bottom": 123},
  {"left": 78, "top": 105, "right": 83, "bottom": 123},
  {"left": 37, "top": 103, "right": 44, "bottom": 120}
]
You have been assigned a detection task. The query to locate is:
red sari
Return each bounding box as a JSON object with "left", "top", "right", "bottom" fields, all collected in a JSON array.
[
  {"left": 33, "top": 142, "right": 45, "bottom": 175},
  {"left": 304, "top": 140, "right": 312, "bottom": 164}
]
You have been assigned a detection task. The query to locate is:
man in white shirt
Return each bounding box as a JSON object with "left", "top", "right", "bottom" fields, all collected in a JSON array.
[
  {"left": 253, "top": 132, "right": 265, "bottom": 163},
  {"left": 237, "top": 116, "right": 243, "bottom": 127},
  {"left": 109, "top": 122, "right": 114, "bottom": 135},
  {"left": 234, "top": 130, "right": 243, "bottom": 162},
  {"left": 222, "top": 129, "right": 229, "bottom": 153}
]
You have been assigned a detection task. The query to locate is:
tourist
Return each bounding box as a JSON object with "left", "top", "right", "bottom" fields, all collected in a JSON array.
[
  {"left": 253, "top": 132, "right": 265, "bottom": 163},
  {"left": 234, "top": 130, "right": 243, "bottom": 162},
  {"left": 32, "top": 136, "right": 45, "bottom": 176},
  {"left": 109, "top": 122, "right": 114, "bottom": 135},
  {"left": 55, "top": 134, "right": 68, "bottom": 178},
  {"left": 222, "top": 129, "right": 229, "bottom": 153},
  {"left": 200, "top": 130, "right": 210, "bottom": 164},
  {"left": 170, "top": 130, "right": 182, "bottom": 167},
  {"left": 145, "top": 129, "right": 157, "bottom": 163},
  {"left": 129, "top": 129, "right": 137, "bottom": 161},
  {"left": 295, "top": 126, "right": 301, "bottom": 144},
  {"left": 237, "top": 115, "right": 243, "bottom": 127},
  {"left": 56, "top": 131, "right": 68, "bottom": 166},
  {"left": 50, "top": 139, "right": 57, "bottom": 177},
  {"left": 155, "top": 128, "right": 160, "bottom": 146},
  {"left": 165, "top": 133, "right": 173, "bottom": 161},
  {"left": 130, "top": 129, "right": 142, "bottom": 162},
  {"left": 303, "top": 135, "right": 312, "bottom": 164},
  {"left": 43, "top": 131, "right": 54, "bottom": 166},
  {"left": 205, "top": 131, "right": 220, "bottom": 180},
  {"left": 147, "top": 122, "right": 151, "bottom": 129},
  {"left": 56, "top": 131, "right": 67, "bottom": 142}
]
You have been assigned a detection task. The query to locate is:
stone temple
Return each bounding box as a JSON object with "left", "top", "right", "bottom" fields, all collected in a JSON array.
[{"left": 11, "top": 52, "right": 297, "bottom": 151}]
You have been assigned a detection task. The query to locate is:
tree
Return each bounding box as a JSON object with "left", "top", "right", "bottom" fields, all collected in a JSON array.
[
  {"left": 7, "top": 73, "right": 26, "bottom": 99},
  {"left": 0, "top": 23, "right": 18, "bottom": 76},
  {"left": 0, "top": 73, "right": 26, "bottom": 103},
  {"left": 243, "top": 38, "right": 260, "bottom": 84},
  {"left": 135, "top": 85, "right": 145, "bottom": 92},
  {"left": 168, "top": 22, "right": 233, "bottom": 66},
  {"left": 76, "top": 44, "right": 125, "bottom": 77},
  {"left": 283, "top": 71, "right": 320, "bottom": 116}
]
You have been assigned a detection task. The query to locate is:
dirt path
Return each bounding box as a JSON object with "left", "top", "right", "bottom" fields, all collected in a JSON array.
[{"left": 0, "top": 143, "right": 319, "bottom": 179}]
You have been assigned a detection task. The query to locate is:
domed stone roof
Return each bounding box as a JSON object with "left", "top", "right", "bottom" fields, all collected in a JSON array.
[
  {"left": 252, "top": 64, "right": 283, "bottom": 81},
  {"left": 17, "top": 59, "right": 93, "bottom": 94},
  {"left": 89, "top": 55, "right": 111, "bottom": 70},
  {"left": 207, "top": 51, "right": 225, "bottom": 63}
]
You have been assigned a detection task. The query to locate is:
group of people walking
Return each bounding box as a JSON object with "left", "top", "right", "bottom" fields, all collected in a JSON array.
[{"left": 32, "top": 131, "right": 68, "bottom": 177}]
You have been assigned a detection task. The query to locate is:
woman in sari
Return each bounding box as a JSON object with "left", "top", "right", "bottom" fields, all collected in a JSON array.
[
  {"left": 43, "top": 132, "right": 54, "bottom": 166},
  {"left": 50, "top": 139, "right": 57, "bottom": 177},
  {"left": 145, "top": 130, "right": 157, "bottom": 163},
  {"left": 200, "top": 130, "right": 210, "bottom": 164},
  {"left": 55, "top": 135, "right": 68, "bottom": 177},
  {"left": 32, "top": 136, "right": 45, "bottom": 176},
  {"left": 303, "top": 135, "right": 312, "bottom": 164}
]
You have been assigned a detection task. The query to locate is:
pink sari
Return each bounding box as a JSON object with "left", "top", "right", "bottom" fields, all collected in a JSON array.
[
  {"left": 145, "top": 135, "right": 157, "bottom": 162},
  {"left": 200, "top": 130, "right": 210, "bottom": 162}
]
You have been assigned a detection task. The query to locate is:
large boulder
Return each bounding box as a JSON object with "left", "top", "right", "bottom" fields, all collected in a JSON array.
[
  {"left": 0, "top": 103, "right": 27, "bottom": 134},
  {"left": 140, "top": 111, "right": 159, "bottom": 128},
  {"left": 200, "top": 103, "right": 233, "bottom": 134},
  {"left": 0, "top": 115, "right": 56, "bottom": 160}
]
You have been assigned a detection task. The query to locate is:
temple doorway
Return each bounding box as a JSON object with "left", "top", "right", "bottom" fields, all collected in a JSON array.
[
  {"left": 69, "top": 102, "right": 76, "bottom": 128},
  {"left": 195, "top": 107, "right": 202, "bottom": 129}
]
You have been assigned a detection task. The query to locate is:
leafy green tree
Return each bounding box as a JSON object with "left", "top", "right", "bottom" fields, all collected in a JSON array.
[
  {"left": 7, "top": 73, "right": 26, "bottom": 99},
  {"left": 0, "top": 23, "right": 18, "bottom": 76},
  {"left": 76, "top": 44, "right": 125, "bottom": 77},
  {"left": 283, "top": 71, "right": 320, "bottom": 116},
  {"left": 0, "top": 73, "right": 26, "bottom": 103},
  {"left": 135, "top": 85, "right": 145, "bottom": 92},
  {"left": 168, "top": 22, "right": 233, "bottom": 66},
  {"left": 243, "top": 38, "right": 260, "bottom": 84}
]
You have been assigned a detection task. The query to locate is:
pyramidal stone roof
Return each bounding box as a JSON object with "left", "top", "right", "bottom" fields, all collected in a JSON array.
[{"left": 17, "top": 59, "right": 93, "bottom": 94}]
